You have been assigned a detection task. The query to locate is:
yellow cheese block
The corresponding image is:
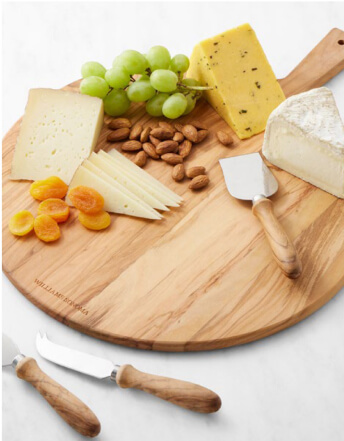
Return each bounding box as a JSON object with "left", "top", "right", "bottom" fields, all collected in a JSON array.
[{"left": 188, "top": 23, "right": 285, "bottom": 139}]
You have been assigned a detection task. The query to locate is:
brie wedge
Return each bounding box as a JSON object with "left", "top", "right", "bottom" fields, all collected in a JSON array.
[{"left": 262, "top": 87, "right": 344, "bottom": 198}]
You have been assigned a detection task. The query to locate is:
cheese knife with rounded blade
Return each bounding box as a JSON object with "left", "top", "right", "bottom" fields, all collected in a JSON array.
[
  {"left": 36, "top": 331, "right": 221, "bottom": 413},
  {"left": 2, "top": 333, "right": 100, "bottom": 437},
  {"left": 219, "top": 152, "right": 302, "bottom": 279}
]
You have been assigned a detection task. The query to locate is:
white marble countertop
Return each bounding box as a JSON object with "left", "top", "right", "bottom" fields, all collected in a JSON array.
[{"left": 2, "top": 2, "right": 344, "bottom": 440}]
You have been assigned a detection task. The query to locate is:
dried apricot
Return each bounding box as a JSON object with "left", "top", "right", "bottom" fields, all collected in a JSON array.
[
  {"left": 9, "top": 210, "right": 34, "bottom": 236},
  {"left": 68, "top": 186, "right": 104, "bottom": 214},
  {"left": 34, "top": 214, "right": 60, "bottom": 242},
  {"left": 78, "top": 211, "right": 111, "bottom": 231},
  {"left": 38, "top": 198, "right": 70, "bottom": 223},
  {"left": 30, "top": 176, "right": 68, "bottom": 201}
]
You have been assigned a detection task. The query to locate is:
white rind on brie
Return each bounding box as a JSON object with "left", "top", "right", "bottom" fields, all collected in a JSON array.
[{"left": 262, "top": 87, "right": 344, "bottom": 199}]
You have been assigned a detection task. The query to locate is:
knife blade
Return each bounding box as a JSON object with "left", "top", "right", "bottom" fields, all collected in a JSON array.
[
  {"left": 2, "top": 333, "right": 100, "bottom": 437},
  {"left": 36, "top": 331, "right": 221, "bottom": 414},
  {"left": 219, "top": 153, "right": 302, "bottom": 279}
]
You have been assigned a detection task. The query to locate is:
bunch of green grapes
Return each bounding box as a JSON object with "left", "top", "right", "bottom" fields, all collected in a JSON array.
[{"left": 80, "top": 46, "right": 207, "bottom": 119}]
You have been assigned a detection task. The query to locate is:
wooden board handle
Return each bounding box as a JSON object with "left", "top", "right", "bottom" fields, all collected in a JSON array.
[
  {"left": 15, "top": 357, "right": 101, "bottom": 437},
  {"left": 252, "top": 198, "right": 302, "bottom": 279},
  {"left": 116, "top": 364, "right": 221, "bottom": 413},
  {"left": 280, "top": 28, "right": 344, "bottom": 96}
]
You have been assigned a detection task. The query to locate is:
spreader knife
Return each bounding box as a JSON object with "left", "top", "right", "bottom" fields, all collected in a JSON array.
[
  {"left": 2, "top": 333, "right": 100, "bottom": 437},
  {"left": 36, "top": 331, "right": 221, "bottom": 413},
  {"left": 219, "top": 152, "right": 302, "bottom": 279}
]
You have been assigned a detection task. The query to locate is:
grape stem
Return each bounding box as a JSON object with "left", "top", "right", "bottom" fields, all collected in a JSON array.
[{"left": 177, "top": 83, "right": 213, "bottom": 91}]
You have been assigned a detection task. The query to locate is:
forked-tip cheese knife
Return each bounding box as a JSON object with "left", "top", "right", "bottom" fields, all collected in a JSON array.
[
  {"left": 219, "top": 152, "right": 302, "bottom": 279},
  {"left": 36, "top": 331, "right": 221, "bottom": 413},
  {"left": 2, "top": 333, "right": 101, "bottom": 437}
]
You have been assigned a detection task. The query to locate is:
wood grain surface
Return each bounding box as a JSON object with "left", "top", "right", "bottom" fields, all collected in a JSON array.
[
  {"left": 16, "top": 357, "right": 101, "bottom": 437},
  {"left": 3, "top": 28, "right": 344, "bottom": 351}
]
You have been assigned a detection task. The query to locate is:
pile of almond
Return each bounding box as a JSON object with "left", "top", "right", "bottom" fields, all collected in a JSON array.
[{"left": 107, "top": 118, "right": 213, "bottom": 191}]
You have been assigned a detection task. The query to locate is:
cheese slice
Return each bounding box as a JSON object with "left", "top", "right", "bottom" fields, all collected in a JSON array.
[
  {"left": 82, "top": 160, "right": 162, "bottom": 218},
  {"left": 187, "top": 23, "right": 285, "bottom": 139},
  {"left": 66, "top": 166, "right": 161, "bottom": 220},
  {"left": 262, "top": 87, "right": 344, "bottom": 199},
  {"left": 88, "top": 152, "right": 168, "bottom": 211},
  {"left": 100, "top": 150, "right": 182, "bottom": 206},
  {"left": 11, "top": 88, "right": 104, "bottom": 184}
]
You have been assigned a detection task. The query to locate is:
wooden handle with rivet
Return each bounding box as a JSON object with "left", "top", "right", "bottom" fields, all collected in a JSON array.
[
  {"left": 116, "top": 364, "right": 221, "bottom": 413},
  {"left": 15, "top": 357, "right": 101, "bottom": 437},
  {"left": 252, "top": 197, "right": 302, "bottom": 279}
]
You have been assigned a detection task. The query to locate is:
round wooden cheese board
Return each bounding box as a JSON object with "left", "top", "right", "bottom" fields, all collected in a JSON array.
[{"left": 3, "top": 29, "right": 344, "bottom": 351}]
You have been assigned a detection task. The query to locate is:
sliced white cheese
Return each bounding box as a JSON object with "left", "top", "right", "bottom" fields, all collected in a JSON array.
[
  {"left": 66, "top": 166, "right": 161, "bottom": 220},
  {"left": 103, "top": 149, "right": 182, "bottom": 204},
  {"left": 82, "top": 161, "right": 162, "bottom": 219},
  {"left": 88, "top": 152, "right": 168, "bottom": 211},
  {"left": 263, "top": 87, "right": 344, "bottom": 199},
  {"left": 11, "top": 88, "right": 104, "bottom": 184}
]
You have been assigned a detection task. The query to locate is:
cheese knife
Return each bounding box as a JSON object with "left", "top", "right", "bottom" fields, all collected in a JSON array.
[
  {"left": 219, "top": 152, "right": 302, "bottom": 279},
  {"left": 36, "top": 331, "right": 221, "bottom": 413},
  {"left": 2, "top": 333, "right": 100, "bottom": 437}
]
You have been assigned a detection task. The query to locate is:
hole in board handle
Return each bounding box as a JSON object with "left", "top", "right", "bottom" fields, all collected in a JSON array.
[{"left": 338, "top": 40, "right": 344, "bottom": 45}]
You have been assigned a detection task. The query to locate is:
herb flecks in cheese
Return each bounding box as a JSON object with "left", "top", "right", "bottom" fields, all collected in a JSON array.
[
  {"left": 263, "top": 87, "right": 344, "bottom": 199},
  {"left": 187, "top": 23, "right": 285, "bottom": 139},
  {"left": 11, "top": 89, "right": 104, "bottom": 184}
]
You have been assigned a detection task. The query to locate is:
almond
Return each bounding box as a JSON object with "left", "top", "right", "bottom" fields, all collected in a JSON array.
[
  {"left": 161, "top": 153, "right": 183, "bottom": 165},
  {"left": 172, "top": 164, "right": 185, "bottom": 182},
  {"left": 140, "top": 126, "right": 152, "bottom": 143},
  {"left": 150, "top": 127, "right": 174, "bottom": 140},
  {"left": 121, "top": 140, "right": 142, "bottom": 151},
  {"left": 195, "top": 129, "right": 208, "bottom": 144},
  {"left": 108, "top": 118, "right": 132, "bottom": 130},
  {"left": 142, "top": 142, "right": 159, "bottom": 159},
  {"left": 217, "top": 130, "right": 233, "bottom": 146},
  {"left": 130, "top": 124, "right": 143, "bottom": 140},
  {"left": 173, "top": 132, "right": 184, "bottom": 143},
  {"left": 179, "top": 140, "right": 193, "bottom": 158},
  {"left": 134, "top": 151, "right": 147, "bottom": 167},
  {"left": 174, "top": 123, "right": 184, "bottom": 132},
  {"left": 159, "top": 121, "right": 175, "bottom": 132},
  {"left": 182, "top": 124, "right": 198, "bottom": 142},
  {"left": 189, "top": 175, "right": 209, "bottom": 190},
  {"left": 156, "top": 140, "right": 179, "bottom": 155},
  {"left": 190, "top": 120, "right": 208, "bottom": 130},
  {"left": 149, "top": 135, "right": 161, "bottom": 147},
  {"left": 186, "top": 166, "right": 206, "bottom": 179},
  {"left": 107, "top": 127, "right": 130, "bottom": 142}
]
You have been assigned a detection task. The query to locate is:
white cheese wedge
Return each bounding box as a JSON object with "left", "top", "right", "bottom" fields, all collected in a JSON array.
[
  {"left": 11, "top": 88, "right": 104, "bottom": 184},
  {"left": 88, "top": 152, "right": 168, "bottom": 211},
  {"left": 66, "top": 166, "right": 161, "bottom": 220},
  {"left": 82, "top": 160, "right": 162, "bottom": 219},
  {"left": 263, "top": 87, "right": 344, "bottom": 199},
  {"left": 100, "top": 150, "right": 182, "bottom": 206}
]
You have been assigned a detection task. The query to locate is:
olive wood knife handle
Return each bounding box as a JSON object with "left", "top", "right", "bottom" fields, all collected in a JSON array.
[
  {"left": 15, "top": 357, "right": 101, "bottom": 437},
  {"left": 252, "top": 197, "right": 302, "bottom": 279},
  {"left": 116, "top": 364, "right": 221, "bottom": 413}
]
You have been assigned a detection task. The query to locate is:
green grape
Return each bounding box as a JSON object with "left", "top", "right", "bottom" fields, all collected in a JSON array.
[
  {"left": 181, "top": 78, "right": 201, "bottom": 87},
  {"left": 105, "top": 66, "right": 130, "bottom": 89},
  {"left": 146, "top": 93, "right": 170, "bottom": 117},
  {"left": 137, "top": 74, "right": 150, "bottom": 82},
  {"left": 127, "top": 81, "right": 156, "bottom": 102},
  {"left": 103, "top": 89, "right": 131, "bottom": 116},
  {"left": 170, "top": 54, "right": 190, "bottom": 74},
  {"left": 146, "top": 46, "right": 171, "bottom": 71},
  {"left": 183, "top": 93, "right": 197, "bottom": 115},
  {"left": 162, "top": 93, "right": 187, "bottom": 119},
  {"left": 113, "top": 50, "right": 147, "bottom": 75},
  {"left": 81, "top": 61, "right": 106, "bottom": 79},
  {"left": 150, "top": 69, "right": 178, "bottom": 93},
  {"left": 80, "top": 76, "right": 110, "bottom": 99}
]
